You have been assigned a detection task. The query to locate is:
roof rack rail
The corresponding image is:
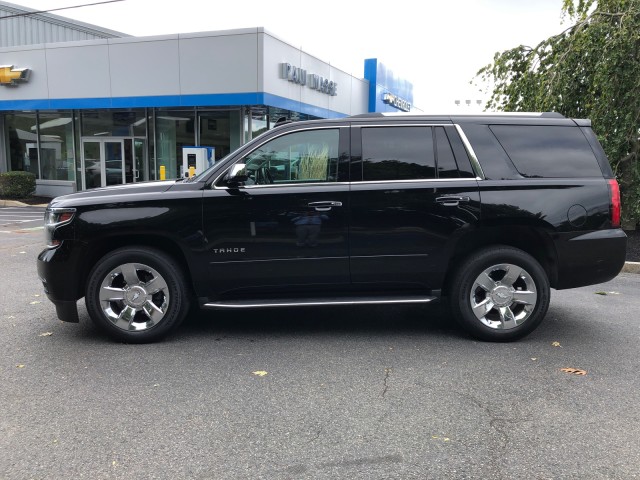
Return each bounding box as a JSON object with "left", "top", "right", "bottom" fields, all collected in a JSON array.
[{"left": 349, "top": 113, "right": 385, "bottom": 118}]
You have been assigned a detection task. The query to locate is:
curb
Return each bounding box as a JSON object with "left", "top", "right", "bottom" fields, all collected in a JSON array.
[
  {"left": 0, "top": 200, "right": 28, "bottom": 207},
  {"left": 0, "top": 200, "right": 48, "bottom": 207},
  {"left": 622, "top": 262, "right": 640, "bottom": 274}
]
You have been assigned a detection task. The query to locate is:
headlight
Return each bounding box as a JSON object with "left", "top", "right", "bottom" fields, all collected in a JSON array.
[{"left": 44, "top": 207, "right": 76, "bottom": 248}]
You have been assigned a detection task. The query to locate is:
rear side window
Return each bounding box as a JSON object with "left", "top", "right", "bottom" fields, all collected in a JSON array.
[
  {"left": 434, "top": 127, "right": 475, "bottom": 179},
  {"left": 490, "top": 125, "right": 603, "bottom": 178},
  {"left": 361, "top": 126, "right": 435, "bottom": 181},
  {"left": 435, "top": 127, "right": 458, "bottom": 178}
]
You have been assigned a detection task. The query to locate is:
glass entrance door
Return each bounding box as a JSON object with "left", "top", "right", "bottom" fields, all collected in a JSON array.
[
  {"left": 83, "top": 140, "right": 102, "bottom": 189},
  {"left": 105, "top": 140, "right": 124, "bottom": 186},
  {"left": 82, "top": 138, "right": 147, "bottom": 189}
]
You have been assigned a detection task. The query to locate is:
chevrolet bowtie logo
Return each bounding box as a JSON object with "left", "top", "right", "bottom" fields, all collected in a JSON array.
[{"left": 0, "top": 65, "right": 31, "bottom": 86}]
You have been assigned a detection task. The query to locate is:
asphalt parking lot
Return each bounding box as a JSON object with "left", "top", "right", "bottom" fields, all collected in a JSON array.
[
  {"left": 1, "top": 226, "right": 639, "bottom": 480},
  {"left": 0, "top": 206, "right": 45, "bottom": 230}
]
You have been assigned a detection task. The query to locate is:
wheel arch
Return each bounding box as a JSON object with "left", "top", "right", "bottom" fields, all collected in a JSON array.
[
  {"left": 78, "top": 234, "right": 195, "bottom": 299},
  {"left": 442, "top": 223, "right": 559, "bottom": 295}
]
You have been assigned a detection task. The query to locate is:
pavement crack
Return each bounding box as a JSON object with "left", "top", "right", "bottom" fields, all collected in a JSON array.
[
  {"left": 307, "top": 426, "right": 323, "bottom": 444},
  {"left": 458, "top": 392, "right": 532, "bottom": 479},
  {"left": 382, "top": 367, "right": 393, "bottom": 398}
]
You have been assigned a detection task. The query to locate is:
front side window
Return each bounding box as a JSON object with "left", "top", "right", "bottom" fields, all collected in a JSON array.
[
  {"left": 235, "top": 129, "right": 340, "bottom": 185},
  {"left": 361, "top": 127, "right": 436, "bottom": 181}
]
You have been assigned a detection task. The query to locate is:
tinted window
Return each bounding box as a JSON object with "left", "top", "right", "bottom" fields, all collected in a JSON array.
[
  {"left": 435, "top": 127, "right": 458, "bottom": 178},
  {"left": 444, "top": 127, "right": 476, "bottom": 178},
  {"left": 241, "top": 129, "right": 340, "bottom": 184},
  {"left": 490, "top": 125, "right": 602, "bottom": 178},
  {"left": 361, "top": 127, "right": 435, "bottom": 181}
]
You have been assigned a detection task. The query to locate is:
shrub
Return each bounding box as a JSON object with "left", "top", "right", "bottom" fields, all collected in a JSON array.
[{"left": 0, "top": 171, "right": 36, "bottom": 198}]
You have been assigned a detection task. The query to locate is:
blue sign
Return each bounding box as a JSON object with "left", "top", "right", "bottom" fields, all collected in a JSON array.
[{"left": 364, "top": 59, "right": 414, "bottom": 113}]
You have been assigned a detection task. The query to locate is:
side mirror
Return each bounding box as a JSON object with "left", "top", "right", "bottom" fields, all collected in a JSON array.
[{"left": 227, "top": 163, "right": 248, "bottom": 186}]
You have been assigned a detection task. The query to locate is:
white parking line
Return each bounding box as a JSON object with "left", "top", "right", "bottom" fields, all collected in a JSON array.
[{"left": 0, "top": 226, "right": 44, "bottom": 233}]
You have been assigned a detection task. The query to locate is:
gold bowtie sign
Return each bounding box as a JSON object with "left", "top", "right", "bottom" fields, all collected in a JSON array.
[{"left": 0, "top": 65, "right": 31, "bottom": 86}]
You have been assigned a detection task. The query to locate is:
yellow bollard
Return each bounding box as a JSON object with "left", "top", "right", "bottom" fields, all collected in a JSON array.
[
  {"left": 159, "top": 165, "right": 166, "bottom": 180},
  {"left": 189, "top": 165, "right": 195, "bottom": 178}
]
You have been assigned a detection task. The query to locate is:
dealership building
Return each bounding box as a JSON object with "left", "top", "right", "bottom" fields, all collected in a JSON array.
[{"left": 0, "top": 1, "right": 414, "bottom": 196}]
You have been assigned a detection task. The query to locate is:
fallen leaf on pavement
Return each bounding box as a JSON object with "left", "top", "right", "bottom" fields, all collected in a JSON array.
[
  {"left": 39, "top": 332, "right": 53, "bottom": 337},
  {"left": 16, "top": 364, "right": 25, "bottom": 368},
  {"left": 551, "top": 341, "right": 562, "bottom": 347},
  {"left": 252, "top": 371, "right": 268, "bottom": 377},
  {"left": 560, "top": 367, "right": 587, "bottom": 376},
  {"left": 594, "top": 291, "right": 607, "bottom": 295}
]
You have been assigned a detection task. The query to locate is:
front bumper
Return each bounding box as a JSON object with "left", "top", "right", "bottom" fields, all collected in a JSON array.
[{"left": 37, "top": 241, "right": 85, "bottom": 322}]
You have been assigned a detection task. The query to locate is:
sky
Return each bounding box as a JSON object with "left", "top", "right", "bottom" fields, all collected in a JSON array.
[{"left": 10, "top": 0, "right": 569, "bottom": 112}]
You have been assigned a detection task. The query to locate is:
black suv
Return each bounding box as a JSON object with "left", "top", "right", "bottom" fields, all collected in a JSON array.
[{"left": 37, "top": 113, "right": 627, "bottom": 343}]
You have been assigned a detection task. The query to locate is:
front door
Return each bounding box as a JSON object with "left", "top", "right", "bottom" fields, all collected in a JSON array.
[
  {"left": 82, "top": 138, "right": 146, "bottom": 189},
  {"left": 201, "top": 126, "right": 350, "bottom": 298}
]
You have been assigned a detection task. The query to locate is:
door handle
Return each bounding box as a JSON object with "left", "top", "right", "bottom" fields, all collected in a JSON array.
[
  {"left": 307, "top": 201, "right": 343, "bottom": 211},
  {"left": 435, "top": 196, "right": 470, "bottom": 206}
]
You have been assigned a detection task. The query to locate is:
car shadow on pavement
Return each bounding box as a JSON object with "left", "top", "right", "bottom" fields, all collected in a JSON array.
[
  {"left": 62, "top": 298, "right": 609, "bottom": 347},
  {"left": 177, "top": 301, "right": 463, "bottom": 342}
]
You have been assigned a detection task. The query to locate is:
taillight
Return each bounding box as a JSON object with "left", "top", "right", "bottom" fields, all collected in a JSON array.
[{"left": 607, "top": 179, "right": 621, "bottom": 228}]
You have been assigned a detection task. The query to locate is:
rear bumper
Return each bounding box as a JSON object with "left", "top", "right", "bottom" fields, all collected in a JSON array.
[{"left": 554, "top": 229, "right": 627, "bottom": 289}]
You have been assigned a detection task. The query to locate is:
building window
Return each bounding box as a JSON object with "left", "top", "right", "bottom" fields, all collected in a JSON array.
[
  {"left": 198, "top": 110, "right": 241, "bottom": 161},
  {"left": 81, "top": 109, "right": 147, "bottom": 137},
  {"left": 38, "top": 112, "right": 76, "bottom": 182},
  {"left": 4, "top": 113, "right": 39, "bottom": 177},
  {"left": 155, "top": 109, "right": 196, "bottom": 179}
]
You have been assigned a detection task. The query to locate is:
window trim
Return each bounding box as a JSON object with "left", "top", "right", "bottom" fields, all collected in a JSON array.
[
  {"left": 212, "top": 123, "right": 484, "bottom": 190},
  {"left": 454, "top": 124, "right": 485, "bottom": 180}
]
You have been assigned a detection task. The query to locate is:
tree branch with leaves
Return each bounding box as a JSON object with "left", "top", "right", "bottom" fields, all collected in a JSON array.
[{"left": 476, "top": 0, "right": 640, "bottom": 228}]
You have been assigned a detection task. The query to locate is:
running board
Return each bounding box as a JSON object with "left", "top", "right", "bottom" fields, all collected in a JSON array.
[{"left": 203, "top": 295, "right": 437, "bottom": 309}]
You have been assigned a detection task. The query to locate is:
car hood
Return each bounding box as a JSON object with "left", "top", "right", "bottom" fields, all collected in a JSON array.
[{"left": 47, "top": 181, "right": 179, "bottom": 208}]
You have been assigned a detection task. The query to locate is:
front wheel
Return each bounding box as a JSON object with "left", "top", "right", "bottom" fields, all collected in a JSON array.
[
  {"left": 449, "top": 246, "right": 550, "bottom": 342},
  {"left": 85, "top": 247, "right": 190, "bottom": 343}
]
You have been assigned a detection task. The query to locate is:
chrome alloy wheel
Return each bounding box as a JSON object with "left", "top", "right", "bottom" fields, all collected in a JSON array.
[
  {"left": 470, "top": 263, "right": 537, "bottom": 330},
  {"left": 99, "top": 262, "right": 170, "bottom": 332}
]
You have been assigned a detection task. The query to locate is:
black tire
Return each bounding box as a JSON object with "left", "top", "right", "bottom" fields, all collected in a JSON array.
[
  {"left": 449, "top": 246, "right": 550, "bottom": 342},
  {"left": 85, "top": 247, "right": 190, "bottom": 343}
]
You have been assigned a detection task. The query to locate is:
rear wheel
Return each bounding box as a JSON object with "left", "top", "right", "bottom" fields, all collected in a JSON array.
[
  {"left": 85, "top": 247, "right": 190, "bottom": 343},
  {"left": 449, "top": 246, "right": 550, "bottom": 341}
]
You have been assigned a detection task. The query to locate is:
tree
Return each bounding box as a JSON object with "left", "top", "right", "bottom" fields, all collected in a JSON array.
[{"left": 476, "top": 0, "right": 640, "bottom": 229}]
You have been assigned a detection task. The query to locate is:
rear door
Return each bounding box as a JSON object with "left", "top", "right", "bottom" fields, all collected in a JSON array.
[{"left": 348, "top": 123, "right": 481, "bottom": 290}]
